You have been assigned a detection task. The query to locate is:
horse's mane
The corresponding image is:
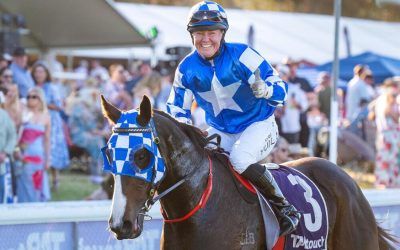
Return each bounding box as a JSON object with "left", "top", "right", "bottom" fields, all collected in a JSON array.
[{"left": 154, "top": 110, "right": 209, "bottom": 150}]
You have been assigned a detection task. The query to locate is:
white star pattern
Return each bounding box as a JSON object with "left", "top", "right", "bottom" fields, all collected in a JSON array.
[{"left": 198, "top": 74, "right": 242, "bottom": 117}]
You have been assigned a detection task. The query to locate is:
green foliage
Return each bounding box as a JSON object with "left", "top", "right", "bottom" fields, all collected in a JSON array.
[{"left": 118, "top": 0, "right": 400, "bottom": 21}]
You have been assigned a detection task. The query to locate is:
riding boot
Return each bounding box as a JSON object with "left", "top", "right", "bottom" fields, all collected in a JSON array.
[{"left": 242, "top": 163, "right": 301, "bottom": 236}]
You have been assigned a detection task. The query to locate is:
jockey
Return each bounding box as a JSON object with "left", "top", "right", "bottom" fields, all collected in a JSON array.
[{"left": 166, "top": 1, "right": 300, "bottom": 236}]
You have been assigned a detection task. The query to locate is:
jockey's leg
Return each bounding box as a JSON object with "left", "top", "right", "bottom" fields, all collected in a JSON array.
[
  {"left": 206, "top": 127, "right": 239, "bottom": 153},
  {"left": 242, "top": 163, "right": 301, "bottom": 236},
  {"left": 229, "top": 116, "right": 301, "bottom": 236}
]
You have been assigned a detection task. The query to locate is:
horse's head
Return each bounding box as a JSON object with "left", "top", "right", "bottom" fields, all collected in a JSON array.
[{"left": 101, "top": 95, "right": 166, "bottom": 239}]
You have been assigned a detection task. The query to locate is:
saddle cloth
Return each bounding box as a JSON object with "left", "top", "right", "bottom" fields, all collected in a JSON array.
[{"left": 236, "top": 165, "right": 329, "bottom": 250}]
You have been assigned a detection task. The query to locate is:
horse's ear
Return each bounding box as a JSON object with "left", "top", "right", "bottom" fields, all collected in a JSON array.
[
  {"left": 101, "top": 95, "right": 122, "bottom": 125},
  {"left": 137, "top": 95, "right": 152, "bottom": 126}
]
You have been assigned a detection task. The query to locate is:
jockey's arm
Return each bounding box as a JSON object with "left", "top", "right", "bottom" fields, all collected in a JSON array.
[
  {"left": 239, "top": 47, "right": 288, "bottom": 107},
  {"left": 166, "top": 68, "right": 194, "bottom": 124}
]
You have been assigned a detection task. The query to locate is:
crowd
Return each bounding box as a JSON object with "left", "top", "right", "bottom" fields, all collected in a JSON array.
[{"left": 0, "top": 45, "right": 399, "bottom": 204}]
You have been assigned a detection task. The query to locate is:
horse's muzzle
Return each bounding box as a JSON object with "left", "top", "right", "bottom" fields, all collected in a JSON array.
[{"left": 109, "top": 216, "right": 144, "bottom": 240}]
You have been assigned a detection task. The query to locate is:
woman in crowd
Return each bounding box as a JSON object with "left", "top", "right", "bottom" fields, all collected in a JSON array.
[
  {"left": 0, "top": 89, "right": 17, "bottom": 203},
  {"left": 374, "top": 78, "right": 400, "bottom": 188},
  {"left": 15, "top": 87, "right": 51, "bottom": 202},
  {"left": 31, "top": 63, "right": 69, "bottom": 190},
  {"left": 3, "top": 84, "right": 24, "bottom": 130},
  {"left": 102, "top": 64, "right": 132, "bottom": 110},
  {"left": 0, "top": 67, "right": 14, "bottom": 88}
]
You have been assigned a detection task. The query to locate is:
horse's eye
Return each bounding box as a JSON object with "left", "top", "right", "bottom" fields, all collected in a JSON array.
[{"left": 133, "top": 148, "right": 151, "bottom": 170}]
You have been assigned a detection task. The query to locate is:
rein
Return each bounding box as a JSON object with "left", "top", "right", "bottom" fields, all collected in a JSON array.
[
  {"left": 162, "top": 155, "right": 213, "bottom": 223},
  {"left": 143, "top": 154, "right": 213, "bottom": 223},
  {"left": 143, "top": 134, "right": 220, "bottom": 223}
]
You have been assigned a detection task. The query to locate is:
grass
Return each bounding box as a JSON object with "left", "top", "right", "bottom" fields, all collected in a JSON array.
[
  {"left": 50, "top": 171, "right": 99, "bottom": 201},
  {"left": 50, "top": 167, "right": 375, "bottom": 202}
]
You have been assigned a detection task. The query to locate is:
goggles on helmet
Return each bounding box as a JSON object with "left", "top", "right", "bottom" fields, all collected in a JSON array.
[{"left": 189, "top": 10, "right": 224, "bottom": 24}]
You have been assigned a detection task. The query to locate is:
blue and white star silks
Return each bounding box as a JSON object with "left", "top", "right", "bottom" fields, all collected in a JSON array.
[
  {"left": 198, "top": 74, "right": 242, "bottom": 117},
  {"left": 167, "top": 43, "right": 288, "bottom": 134},
  {"left": 102, "top": 110, "right": 166, "bottom": 185}
]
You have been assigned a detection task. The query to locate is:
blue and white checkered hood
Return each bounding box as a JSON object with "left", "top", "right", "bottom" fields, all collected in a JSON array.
[{"left": 102, "top": 110, "right": 166, "bottom": 184}]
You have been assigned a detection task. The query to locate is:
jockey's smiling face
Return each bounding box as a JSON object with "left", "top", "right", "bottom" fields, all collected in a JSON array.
[{"left": 192, "top": 29, "right": 223, "bottom": 59}]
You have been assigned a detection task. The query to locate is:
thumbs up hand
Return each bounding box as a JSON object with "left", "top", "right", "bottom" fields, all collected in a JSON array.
[{"left": 251, "top": 69, "right": 270, "bottom": 98}]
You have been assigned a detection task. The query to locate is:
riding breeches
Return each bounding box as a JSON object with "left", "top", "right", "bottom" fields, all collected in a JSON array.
[{"left": 207, "top": 115, "right": 279, "bottom": 174}]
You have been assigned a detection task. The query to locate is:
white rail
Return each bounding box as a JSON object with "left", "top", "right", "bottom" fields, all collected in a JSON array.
[{"left": 0, "top": 189, "right": 399, "bottom": 226}]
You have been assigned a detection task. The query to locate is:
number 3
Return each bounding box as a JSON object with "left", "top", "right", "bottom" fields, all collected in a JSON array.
[{"left": 287, "top": 174, "right": 322, "bottom": 232}]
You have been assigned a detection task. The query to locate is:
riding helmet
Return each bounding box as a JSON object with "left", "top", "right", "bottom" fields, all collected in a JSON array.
[{"left": 187, "top": 1, "right": 229, "bottom": 33}]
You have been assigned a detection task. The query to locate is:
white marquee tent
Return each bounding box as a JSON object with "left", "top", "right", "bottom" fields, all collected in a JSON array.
[
  {"left": 61, "top": 2, "right": 400, "bottom": 65},
  {"left": 0, "top": 0, "right": 149, "bottom": 49}
]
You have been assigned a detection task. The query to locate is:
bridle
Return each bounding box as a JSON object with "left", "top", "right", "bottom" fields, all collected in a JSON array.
[{"left": 103, "top": 113, "right": 219, "bottom": 223}]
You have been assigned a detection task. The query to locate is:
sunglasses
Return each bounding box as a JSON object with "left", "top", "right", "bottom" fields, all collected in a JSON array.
[
  {"left": 2, "top": 74, "right": 12, "bottom": 78},
  {"left": 190, "top": 11, "right": 224, "bottom": 24},
  {"left": 27, "top": 95, "right": 39, "bottom": 100}
]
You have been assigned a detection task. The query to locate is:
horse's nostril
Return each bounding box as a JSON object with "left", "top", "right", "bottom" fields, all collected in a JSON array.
[{"left": 122, "top": 220, "right": 133, "bottom": 234}]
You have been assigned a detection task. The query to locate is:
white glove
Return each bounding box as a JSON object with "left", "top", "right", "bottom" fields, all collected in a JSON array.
[
  {"left": 251, "top": 69, "right": 271, "bottom": 99},
  {"left": 176, "top": 116, "right": 193, "bottom": 125}
]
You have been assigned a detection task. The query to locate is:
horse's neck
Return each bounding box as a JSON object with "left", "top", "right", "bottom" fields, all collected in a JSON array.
[{"left": 159, "top": 139, "right": 211, "bottom": 220}]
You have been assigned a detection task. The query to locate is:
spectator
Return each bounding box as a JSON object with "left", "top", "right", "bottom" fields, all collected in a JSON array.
[
  {"left": 9, "top": 47, "right": 34, "bottom": 99},
  {"left": 0, "top": 89, "right": 17, "bottom": 203},
  {"left": 307, "top": 104, "right": 328, "bottom": 156},
  {"left": 283, "top": 57, "right": 313, "bottom": 93},
  {"left": 4, "top": 84, "right": 24, "bottom": 130},
  {"left": 362, "top": 70, "right": 376, "bottom": 99},
  {"left": 68, "top": 89, "right": 105, "bottom": 184},
  {"left": 32, "top": 63, "right": 70, "bottom": 190},
  {"left": 283, "top": 57, "right": 313, "bottom": 147},
  {"left": 132, "top": 86, "right": 154, "bottom": 109},
  {"left": 155, "top": 69, "right": 173, "bottom": 111},
  {"left": 132, "top": 62, "right": 162, "bottom": 101},
  {"left": 102, "top": 64, "right": 132, "bottom": 110},
  {"left": 15, "top": 87, "right": 51, "bottom": 202},
  {"left": 124, "top": 61, "right": 142, "bottom": 95},
  {"left": 315, "top": 72, "right": 331, "bottom": 123},
  {"left": 374, "top": 79, "right": 400, "bottom": 188},
  {"left": 90, "top": 60, "right": 109, "bottom": 82},
  {"left": 269, "top": 137, "right": 291, "bottom": 164},
  {"left": 347, "top": 64, "right": 368, "bottom": 89},
  {"left": 345, "top": 65, "right": 374, "bottom": 123},
  {"left": 74, "top": 60, "right": 89, "bottom": 89},
  {"left": 0, "top": 67, "right": 14, "bottom": 88},
  {"left": 277, "top": 64, "right": 309, "bottom": 144},
  {"left": 0, "top": 54, "right": 11, "bottom": 71}
]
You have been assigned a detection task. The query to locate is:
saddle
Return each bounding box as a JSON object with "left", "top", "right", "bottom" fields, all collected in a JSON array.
[
  {"left": 212, "top": 152, "right": 258, "bottom": 203},
  {"left": 211, "top": 151, "right": 280, "bottom": 201}
]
